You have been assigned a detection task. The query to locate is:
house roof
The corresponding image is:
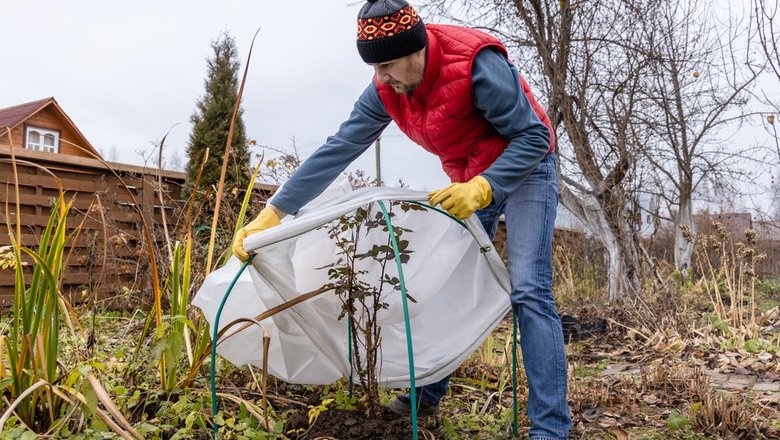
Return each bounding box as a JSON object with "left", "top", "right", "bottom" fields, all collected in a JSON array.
[
  {"left": 0, "top": 97, "right": 100, "bottom": 157},
  {"left": 0, "top": 97, "right": 53, "bottom": 130}
]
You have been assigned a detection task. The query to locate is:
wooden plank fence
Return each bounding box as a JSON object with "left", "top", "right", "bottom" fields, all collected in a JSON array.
[
  {"left": 6, "top": 147, "right": 774, "bottom": 306},
  {"left": 0, "top": 147, "right": 274, "bottom": 306}
]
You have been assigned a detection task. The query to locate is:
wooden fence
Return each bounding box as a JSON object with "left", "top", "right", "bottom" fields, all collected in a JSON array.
[
  {"left": 0, "top": 147, "right": 274, "bottom": 305},
  {"left": 5, "top": 147, "right": 776, "bottom": 306}
]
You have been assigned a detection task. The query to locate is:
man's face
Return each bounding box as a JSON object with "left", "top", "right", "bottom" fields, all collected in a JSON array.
[{"left": 371, "top": 48, "right": 426, "bottom": 95}]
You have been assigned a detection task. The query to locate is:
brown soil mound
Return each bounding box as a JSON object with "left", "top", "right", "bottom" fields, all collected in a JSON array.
[{"left": 285, "top": 407, "right": 436, "bottom": 440}]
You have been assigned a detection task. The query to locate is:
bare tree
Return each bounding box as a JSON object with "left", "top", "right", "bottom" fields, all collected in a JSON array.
[
  {"left": 636, "top": 0, "right": 763, "bottom": 277},
  {"left": 752, "top": 0, "right": 780, "bottom": 87},
  {"left": 773, "top": 172, "right": 780, "bottom": 222},
  {"left": 748, "top": 0, "right": 780, "bottom": 237},
  {"left": 423, "top": 0, "right": 659, "bottom": 300},
  {"left": 98, "top": 145, "right": 120, "bottom": 162},
  {"left": 257, "top": 138, "right": 302, "bottom": 185},
  {"left": 169, "top": 149, "right": 184, "bottom": 171},
  {"left": 751, "top": 0, "right": 779, "bottom": 164}
]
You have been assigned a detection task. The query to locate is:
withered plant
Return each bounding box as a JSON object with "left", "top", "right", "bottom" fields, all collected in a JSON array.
[{"left": 696, "top": 221, "right": 766, "bottom": 335}]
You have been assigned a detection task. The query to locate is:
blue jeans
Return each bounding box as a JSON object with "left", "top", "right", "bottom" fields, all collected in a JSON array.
[{"left": 418, "top": 154, "right": 571, "bottom": 439}]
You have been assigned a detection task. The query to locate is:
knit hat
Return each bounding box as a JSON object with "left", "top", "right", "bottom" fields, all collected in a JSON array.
[{"left": 356, "top": 0, "right": 427, "bottom": 64}]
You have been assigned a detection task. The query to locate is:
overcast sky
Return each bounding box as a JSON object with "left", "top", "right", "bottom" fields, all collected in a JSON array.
[
  {"left": 2, "top": 1, "right": 777, "bottom": 215},
  {"left": 0, "top": 0, "right": 451, "bottom": 191}
]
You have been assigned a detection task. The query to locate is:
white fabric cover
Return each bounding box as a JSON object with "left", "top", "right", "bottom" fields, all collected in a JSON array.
[{"left": 193, "top": 182, "right": 510, "bottom": 388}]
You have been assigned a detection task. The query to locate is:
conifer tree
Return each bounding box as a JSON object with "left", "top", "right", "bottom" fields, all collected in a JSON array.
[{"left": 183, "top": 32, "right": 250, "bottom": 211}]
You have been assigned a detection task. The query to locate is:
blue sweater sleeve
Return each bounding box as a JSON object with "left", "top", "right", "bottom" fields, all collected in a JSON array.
[
  {"left": 270, "top": 83, "right": 391, "bottom": 215},
  {"left": 472, "top": 48, "right": 551, "bottom": 205}
]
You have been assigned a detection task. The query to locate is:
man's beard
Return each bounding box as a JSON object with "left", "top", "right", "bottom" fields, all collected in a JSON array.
[{"left": 390, "top": 81, "right": 420, "bottom": 96}]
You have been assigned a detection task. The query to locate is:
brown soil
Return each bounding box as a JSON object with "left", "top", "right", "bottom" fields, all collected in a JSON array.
[{"left": 285, "top": 406, "right": 439, "bottom": 440}]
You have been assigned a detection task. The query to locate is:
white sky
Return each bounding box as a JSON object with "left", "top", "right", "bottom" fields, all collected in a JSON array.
[
  {"left": 1, "top": 1, "right": 777, "bottom": 215},
  {"left": 0, "top": 0, "right": 451, "bottom": 191}
]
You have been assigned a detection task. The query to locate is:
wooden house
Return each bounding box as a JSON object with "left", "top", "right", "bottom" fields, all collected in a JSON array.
[
  {"left": 0, "top": 97, "right": 101, "bottom": 159},
  {"left": 0, "top": 97, "right": 278, "bottom": 305}
]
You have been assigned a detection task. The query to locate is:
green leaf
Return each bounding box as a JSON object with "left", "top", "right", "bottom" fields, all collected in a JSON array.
[
  {"left": 82, "top": 382, "right": 98, "bottom": 415},
  {"left": 667, "top": 409, "right": 689, "bottom": 430},
  {"left": 89, "top": 361, "right": 106, "bottom": 372},
  {"left": 744, "top": 339, "right": 761, "bottom": 353},
  {"left": 65, "top": 370, "right": 81, "bottom": 388},
  {"left": 127, "top": 390, "right": 142, "bottom": 409},
  {"left": 708, "top": 315, "right": 730, "bottom": 334},
  {"left": 113, "top": 385, "right": 127, "bottom": 396},
  {"left": 77, "top": 365, "right": 93, "bottom": 377},
  {"left": 89, "top": 415, "right": 108, "bottom": 432},
  {"left": 171, "top": 428, "right": 195, "bottom": 440},
  {"left": 185, "top": 411, "right": 196, "bottom": 429},
  {"left": 0, "top": 378, "right": 14, "bottom": 393},
  {"left": 136, "top": 422, "right": 160, "bottom": 435}
]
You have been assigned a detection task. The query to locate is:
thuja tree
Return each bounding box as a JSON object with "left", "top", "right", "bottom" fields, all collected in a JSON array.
[
  {"left": 183, "top": 32, "right": 250, "bottom": 214},
  {"left": 321, "top": 201, "right": 425, "bottom": 417}
]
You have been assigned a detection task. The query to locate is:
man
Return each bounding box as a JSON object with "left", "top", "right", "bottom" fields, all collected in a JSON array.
[{"left": 232, "top": 0, "right": 571, "bottom": 438}]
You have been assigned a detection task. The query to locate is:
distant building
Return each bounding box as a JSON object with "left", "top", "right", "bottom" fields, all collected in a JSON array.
[
  {"left": 553, "top": 192, "right": 659, "bottom": 237},
  {"left": 694, "top": 211, "right": 754, "bottom": 239},
  {"left": 0, "top": 97, "right": 101, "bottom": 159},
  {"left": 754, "top": 220, "right": 780, "bottom": 241},
  {"left": 554, "top": 204, "right": 585, "bottom": 231}
]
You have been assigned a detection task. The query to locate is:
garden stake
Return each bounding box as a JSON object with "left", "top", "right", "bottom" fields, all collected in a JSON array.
[
  {"left": 348, "top": 314, "right": 354, "bottom": 399},
  {"left": 210, "top": 255, "right": 255, "bottom": 439},
  {"left": 215, "top": 317, "right": 271, "bottom": 431},
  {"left": 377, "top": 201, "right": 419, "bottom": 440},
  {"left": 348, "top": 227, "right": 355, "bottom": 399},
  {"left": 413, "top": 201, "right": 520, "bottom": 435},
  {"left": 512, "top": 311, "right": 519, "bottom": 438}
]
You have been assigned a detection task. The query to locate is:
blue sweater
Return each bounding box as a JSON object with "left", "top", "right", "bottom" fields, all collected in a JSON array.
[{"left": 271, "top": 48, "right": 551, "bottom": 216}]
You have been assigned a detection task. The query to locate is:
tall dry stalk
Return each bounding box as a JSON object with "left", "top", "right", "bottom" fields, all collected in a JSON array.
[
  {"left": 1, "top": 133, "right": 143, "bottom": 437},
  {"left": 205, "top": 27, "right": 261, "bottom": 276},
  {"left": 58, "top": 136, "right": 170, "bottom": 387},
  {"left": 696, "top": 221, "right": 765, "bottom": 336}
]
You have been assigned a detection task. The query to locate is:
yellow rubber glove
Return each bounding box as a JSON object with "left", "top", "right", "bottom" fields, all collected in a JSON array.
[
  {"left": 427, "top": 175, "right": 493, "bottom": 220},
  {"left": 232, "top": 207, "right": 281, "bottom": 261}
]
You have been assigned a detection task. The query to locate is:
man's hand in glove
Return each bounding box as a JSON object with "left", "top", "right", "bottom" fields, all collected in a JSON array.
[
  {"left": 427, "top": 175, "right": 493, "bottom": 220},
  {"left": 232, "top": 206, "right": 283, "bottom": 261}
]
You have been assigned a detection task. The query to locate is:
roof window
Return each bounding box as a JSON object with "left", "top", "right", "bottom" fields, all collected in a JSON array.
[{"left": 25, "top": 126, "right": 60, "bottom": 153}]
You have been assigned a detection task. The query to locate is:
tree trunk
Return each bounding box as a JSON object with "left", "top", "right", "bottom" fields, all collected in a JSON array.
[
  {"left": 674, "top": 186, "right": 696, "bottom": 278},
  {"left": 559, "top": 186, "right": 640, "bottom": 301}
]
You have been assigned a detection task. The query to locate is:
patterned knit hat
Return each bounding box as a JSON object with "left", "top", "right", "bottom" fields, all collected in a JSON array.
[{"left": 356, "top": 0, "right": 427, "bottom": 64}]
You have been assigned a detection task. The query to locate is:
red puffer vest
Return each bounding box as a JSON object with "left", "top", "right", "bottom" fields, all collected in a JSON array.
[{"left": 377, "top": 24, "right": 554, "bottom": 183}]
